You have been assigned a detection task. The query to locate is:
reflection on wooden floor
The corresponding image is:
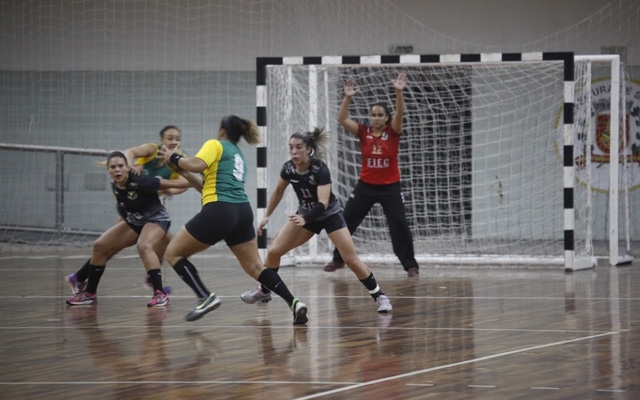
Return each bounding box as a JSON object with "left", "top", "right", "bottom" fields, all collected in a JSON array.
[{"left": 0, "top": 251, "right": 639, "bottom": 399}]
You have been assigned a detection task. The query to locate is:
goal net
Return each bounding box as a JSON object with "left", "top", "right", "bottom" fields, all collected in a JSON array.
[
  {"left": 1, "top": 0, "right": 637, "bottom": 259},
  {"left": 259, "top": 53, "right": 617, "bottom": 268}
]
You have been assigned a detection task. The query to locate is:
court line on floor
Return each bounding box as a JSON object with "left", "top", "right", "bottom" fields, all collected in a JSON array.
[
  {"left": 1, "top": 293, "right": 638, "bottom": 302},
  {"left": 0, "top": 380, "right": 359, "bottom": 387},
  {"left": 0, "top": 325, "right": 615, "bottom": 335},
  {"left": 291, "top": 330, "right": 624, "bottom": 400},
  {"left": 0, "top": 253, "right": 233, "bottom": 260},
  {"left": 0, "top": 331, "right": 626, "bottom": 393}
]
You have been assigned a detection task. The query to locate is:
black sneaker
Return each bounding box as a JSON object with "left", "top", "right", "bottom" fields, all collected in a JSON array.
[{"left": 185, "top": 293, "right": 221, "bottom": 322}]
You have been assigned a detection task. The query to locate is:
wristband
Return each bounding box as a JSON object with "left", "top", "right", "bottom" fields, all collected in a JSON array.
[
  {"left": 303, "top": 202, "right": 326, "bottom": 223},
  {"left": 169, "top": 153, "right": 182, "bottom": 167}
]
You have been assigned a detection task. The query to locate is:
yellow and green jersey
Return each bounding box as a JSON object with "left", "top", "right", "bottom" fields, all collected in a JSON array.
[
  {"left": 136, "top": 143, "right": 185, "bottom": 180},
  {"left": 194, "top": 139, "right": 248, "bottom": 206}
]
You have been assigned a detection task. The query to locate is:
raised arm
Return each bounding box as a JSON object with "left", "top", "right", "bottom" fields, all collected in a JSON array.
[
  {"left": 391, "top": 73, "right": 407, "bottom": 134},
  {"left": 257, "top": 177, "right": 289, "bottom": 236},
  {"left": 337, "top": 79, "right": 360, "bottom": 136},
  {"left": 123, "top": 143, "right": 158, "bottom": 172}
]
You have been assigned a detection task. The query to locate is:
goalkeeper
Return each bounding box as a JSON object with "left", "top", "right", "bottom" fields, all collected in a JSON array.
[{"left": 324, "top": 73, "right": 420, "bottom": 277}]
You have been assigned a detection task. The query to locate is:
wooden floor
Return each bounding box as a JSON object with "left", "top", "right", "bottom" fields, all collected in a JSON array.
[{"left": 1, "top": 249, "right": 639, "bottom": 400}]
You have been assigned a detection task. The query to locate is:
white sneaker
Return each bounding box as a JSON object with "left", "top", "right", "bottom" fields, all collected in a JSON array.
[
  {"left": 376, "top": 294, "right": 392, "bottom": 313},
  {"left": 240, "top": 285, "right": 272, "bottom": 304}
]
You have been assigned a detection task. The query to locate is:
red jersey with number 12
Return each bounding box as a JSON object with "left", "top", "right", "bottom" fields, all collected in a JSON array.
[{"left": 357, "top": 123, "right": 401, "bottom": 184}]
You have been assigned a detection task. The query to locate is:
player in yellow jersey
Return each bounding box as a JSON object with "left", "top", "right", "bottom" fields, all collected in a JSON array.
[
  {"left": 124, "top": 125, "right": 189, "bottom": 195},
  {"left": 159, "top": 115, "right": 309, "bottom": 325}
]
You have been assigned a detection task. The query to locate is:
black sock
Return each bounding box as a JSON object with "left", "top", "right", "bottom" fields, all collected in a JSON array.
[
  {"left": 147, "top": 269, "right": 164, "bottom": 293},
  {"left": 260, "top": 266, "right": 279, "bottom": 293},
  {"left": 75, "top": 259, "right": 90, "bottom": 282},
  {"left": 359, "top": 273, "right": 384, "bottom": 300},
  {"left": 172, "top": 258, "right": 210, "bottom": 298},
  {"left": 257, "top": 268, "right": 294, "bottom": 306},
  {"left": 85, "top": 264, "right": 105, "bottom": 294}
]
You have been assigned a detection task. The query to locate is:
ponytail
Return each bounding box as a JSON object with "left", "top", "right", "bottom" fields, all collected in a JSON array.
[{"left": 220, "top": 115, "right": 260, "bottom": 145}]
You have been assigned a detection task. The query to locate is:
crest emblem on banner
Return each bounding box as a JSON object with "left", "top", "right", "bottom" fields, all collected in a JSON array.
[{"left": 560, "top": 76, "right": 640, "bottom": 192}]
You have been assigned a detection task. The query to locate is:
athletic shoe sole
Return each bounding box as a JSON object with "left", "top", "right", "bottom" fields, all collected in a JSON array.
[
  {"left": 185, "top": 296, "right": 222, "bottom": 322},
  {"left": 293, "top": 304, "right": 308, "bottom": 325}
]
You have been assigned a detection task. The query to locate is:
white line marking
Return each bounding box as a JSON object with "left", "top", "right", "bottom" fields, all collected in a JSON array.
[
  {"left": 0, "top": 253, "right": 231, "bottom": 261},
  {"left": 291, "top": 331, "right": 622, "bottom": 400},
  {"left": 2, "top": 282, "right": 637, "bottom": 302},
  {"left": 0, "top": 380, "right": 358, "bottom": 386},
  {"left": 0, "top": 324, "right": 622, "bottom": 336},
  {"left": 531, "top": 387, "right": 560, "bottom": 390},
  {"left": 406, "top": 383, "right": 434, "bottom": 387}
]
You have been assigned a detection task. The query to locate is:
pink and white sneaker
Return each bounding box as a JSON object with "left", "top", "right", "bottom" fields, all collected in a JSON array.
[
  {"left": 147, "top": 290, "right": 170, "bottom": 307},
  {"left": 66, "top": 292, "right": 97, "bottom": 306}
]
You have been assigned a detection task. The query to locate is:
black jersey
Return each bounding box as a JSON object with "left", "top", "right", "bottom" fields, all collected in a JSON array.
[
  {"left": 112, "top": 174, "right": 170, "bottom": 226},
  {"left": 280, "top": 159, "right": 341, "bottom": 221}
]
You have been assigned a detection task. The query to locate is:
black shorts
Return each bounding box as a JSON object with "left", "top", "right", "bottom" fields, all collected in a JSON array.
[
  {"left": 185, "top": 202, "right": 256, "bottom": 246},
  {"left": 303, "top": 212, "right": 347, "bottom": 235},
  {"left": 126, "top": 220, "right": 171, "bottom": 235}
]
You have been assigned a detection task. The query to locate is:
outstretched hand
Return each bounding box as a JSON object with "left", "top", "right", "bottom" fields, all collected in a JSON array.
[
  {"left": 392, "top": 73, "right": 407, "bottom": 91},
  {"left": 157, "top": 145, "right": 177, "bottom": 165},
  {"left": 344, "top": 79, "right": 359, "bottom": 97}
]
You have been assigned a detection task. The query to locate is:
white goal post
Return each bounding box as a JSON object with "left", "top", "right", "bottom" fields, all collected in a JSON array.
[
  {"left": 255, "top": 52, "right": 605, "bottom": 270},
  {"left": 574, "top": 54, "right": 633, "bottom": 266}
]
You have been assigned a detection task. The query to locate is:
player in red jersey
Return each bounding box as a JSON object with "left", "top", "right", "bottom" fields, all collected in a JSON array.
[{"left": 324, "top": 73, "right": 420, "bottom": 277}]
